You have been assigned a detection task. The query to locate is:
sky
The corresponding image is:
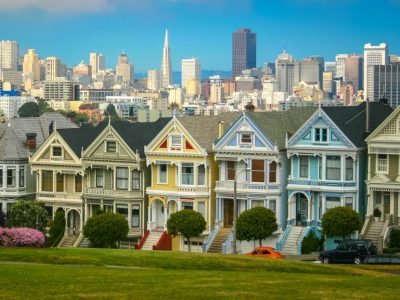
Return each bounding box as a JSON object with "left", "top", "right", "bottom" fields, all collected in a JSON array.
[{"left": 0, "top": 0, "right": 399, "bottom": 73}]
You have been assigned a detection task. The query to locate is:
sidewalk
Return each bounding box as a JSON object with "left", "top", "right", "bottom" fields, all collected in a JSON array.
[{"left": 284, "top": 254, "right": 319, "bottom": 261}]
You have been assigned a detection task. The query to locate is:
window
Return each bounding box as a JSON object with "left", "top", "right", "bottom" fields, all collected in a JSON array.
[
  {"left": 252, "top": 200, "right": 264, "bottom": 208},
  {"left": 19, "top": 167, "right": 25, "bottom": 188},
  {"left": 240, "top": 133, "right": 252, "bottom": 144},
  {"left": 318, "top": 156, "right": 322, "bottom": 180},
  {"left": 170, "top": 135, "right": 182, "bottom": 150},
  {"left": 326, "top": 156, "right": 341, "bottom": 180},
  {"left": 0, "top": 168, "right": 3, "bottom": 187},
  {"left": 131, "top": 170, "right": 140, "bottom": 190},
  {"left": 299, "top": 156, "right": 309, "bottom": 178},
  {"left": 7, "top": 168, "right": 15, "bottom": 187},
  {"left": 314, "top": 128, "right": 328, "bottom": 142},
  {"left": 116, "top": 167, "right": 128, "bottom": 190},
  {"left": 181, "top": 163, "right": 194, "bottom": 185},
  {"left": 158, "top": 164, "right": 167, "bottom": 184},
  {"left": 345, "top": 197, "right": 353, "bottom": 208},
  {"left": 75, "top": 175, "right": 82, "bottom": 192},
  {"left": 106, "top": 141, "right": 116, "bottom": 152},
  {"left": 326, "top": 196, "right": 341, "bottom": 211},
  {"left": 269, "top": 161, "right": 277, "bottom": 183},
  {"left": 269, "top": 200, "right": 277, "bottom": 215},
  {"left": 52, "top": 146, "right": 62, "bottom": 157},
  {"left": 198, "top": 165, "right": 205, "bottom": 185},
  {"left": 377, "top": 154, "right": 388, "bottom": 173},
  {"left": 182, "top": 201, "right": 194, "bottom": 210},
  {"left": 345, "top": 157, "right": 354, "bottom": 181},
  {"left": 198, "top": 202, "right": 206, "bottom": 218},
  {"left": 116, "top": 204, "right": 128, "bottom": 221},
  {"left": 42, "top": 170, "right": 53, "bottom": 192},
  {"left": 95, "top": 169, "right": 104, "bottom": 188},
  {"left": 227, "top": 161, "right": 235, "bottom": 180},
  {"left": 252, "top": 160, "right": 265, "bottom": 183},
  {"left": 131, "top": 205, "right": 140, "bottom": 228},
  {"left": 56, "top": 174, "right": 64, "bottom": 192}
]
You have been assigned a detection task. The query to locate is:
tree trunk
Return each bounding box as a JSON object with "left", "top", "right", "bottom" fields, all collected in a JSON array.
[
  {"left": 187, "top": 237, "right": 191, "bottom": 252},
  {"left": 259, "top": 239, "right": 262, "bottom": 247}
]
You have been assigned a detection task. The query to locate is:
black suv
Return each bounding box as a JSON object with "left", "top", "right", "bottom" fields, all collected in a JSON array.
[{"left": 319, "top": 240, "right": 377, "bottom": 264}]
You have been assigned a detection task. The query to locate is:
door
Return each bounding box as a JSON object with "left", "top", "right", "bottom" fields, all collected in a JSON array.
[
  {"left": 224, "top": 199, "right": 234, "bottom": 227},
  {"left": 383, "top": 193, "right": 391, "bottom": 216}
]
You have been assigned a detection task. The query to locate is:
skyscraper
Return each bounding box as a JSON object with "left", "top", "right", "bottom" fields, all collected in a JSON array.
[
  {"left": 275, "top": 50, "right": 295, "bottom": 93},
  {"left": 232, "top": 28, "right": 256, "bottom": 78},
  {"left": 372, "top": 64, "right": 400, "bottom": 107},
  {"left": 147, "top": 69, "right": 161, "bottom": 90},
  {"left": 45, "top": 56, "right": 66, "bottom": 81},
  {"left": 89, "top": 52, "right": 105, "bottom": 77},
  {"left": 364, "top": 43, "right": 389, "bottom": 101},
  {"left": 0, "top": 40, "right": 19, "bottom": 71},
  {"left": 161, "top": 29, "right": 172, "bottom": 88},
  {"left": 181, "top": 58, "right": 201, "bottom": 90},
  {"left": 345, "top": 55, "right": 363, "bottom": 92},
  {"left": 23, "top": 49, "right": 40, "bottom": 81},
  {"left": 116, "top": 53, "right": 134, "bottom": 86},
  {"left": 335, "top": 54, "right": 349, "bottom": 79}
]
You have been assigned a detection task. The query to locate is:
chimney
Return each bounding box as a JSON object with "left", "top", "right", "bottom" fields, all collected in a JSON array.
[
  {"left": 26, "top": 133, "right": 37, "bottom": 150},
  {"left": 218, "top": 121, "right": 225, "bottom": 139}
]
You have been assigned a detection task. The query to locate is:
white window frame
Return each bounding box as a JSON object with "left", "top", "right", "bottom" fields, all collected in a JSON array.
[
  {"left": 170, "top": 134, "right": 183, "bottom": 150},
  {"left": 105, "top": 140, "right": 117, "bottom": 153},
  {"left": 376, "top": 154, "right": 388, "bottom": 174},
  {"left": 95, "top": 169, "right": 104, "bottom": 188},
  {"left": 51, "top": 145, "right": 63, "bottom": 160},
  {"left": 240, "top": 132, "right": 253, "bottom": 145},
  {"left": 314, "top": 127, "right": 329, "bottom": 143},
  {"left": 181, "top": 163, "right": 194, "bottom": 186},
  {"left": 158, "top": 164, "right": 168, "bottom": 184},
  {"left": 299, "top": 156, "right": 309, "bottom": 179}
]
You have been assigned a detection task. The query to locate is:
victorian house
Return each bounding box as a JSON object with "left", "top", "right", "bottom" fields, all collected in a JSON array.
[{"left": 282, "top": 101, "right": 392, "bottom": 254}]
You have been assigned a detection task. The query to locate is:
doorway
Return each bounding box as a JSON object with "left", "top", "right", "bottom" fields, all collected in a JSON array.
[{"left": 224, "top": 199, "right": 234, "bottom": 227}]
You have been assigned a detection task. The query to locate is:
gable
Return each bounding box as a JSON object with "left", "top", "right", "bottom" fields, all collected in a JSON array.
[{"left": 367, "top": 108, "right": 400, "bottom": 142}]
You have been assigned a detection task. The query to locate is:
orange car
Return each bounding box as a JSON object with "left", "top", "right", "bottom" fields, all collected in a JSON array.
[{"left": 245, "top": 247, "right": 285, "bottom": 259}]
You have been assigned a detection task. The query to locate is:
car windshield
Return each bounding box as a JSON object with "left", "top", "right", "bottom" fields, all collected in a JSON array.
[{"left": 337, "top": 243, "right": 349, "bottom": 251}]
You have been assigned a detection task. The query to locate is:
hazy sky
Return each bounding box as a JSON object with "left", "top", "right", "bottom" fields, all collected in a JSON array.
[{"left": 0, "top": 0, "right": 399, "bottom": 72}]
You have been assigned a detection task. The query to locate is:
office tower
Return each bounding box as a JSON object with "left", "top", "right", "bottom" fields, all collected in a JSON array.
[
  {"left": 89, "top": 52, "right": 105, "bottom": 77},
  {"left": 275, "top": 50, "right": 295, "bottom": 93},
  {"left": 372, "top": 64, "right": 400, "bottom": 107},
  {"left": 324, "top": 62, "right": 336, "bottom": 77},
  {"left": 45, "top": 57, "right": 66, "bottom": 81},
  {"left": 364, "top": 43, "right": 389, "bottom": 101},
  {"left": 23, "top": 49, "right": 41, "bottom": 81},
  {"left": 181, "top": 58, "right": 201, "bottom": 89},
  {"left": 345, "top": 55, "right": 363, "bottom": 92},
  {"left": 116, "top": 53, "right": 134, "bottom": 86},
  {"left": 209, "top": 75, "right": 224, "bottom": 103},
  {"left": 73, "top": 62, "right": 92, "bottom": 77},
  {"left": 147, "top": 69, "right": 161, "bottom": 90},
  {"left": 300, "top": 57, "right": 322, "bottom": 87},
  {"left": 0, "top": 40, "right": 19, "bottom": 71},
  {"left": 161, "top": 29, "right": 173, "bottom": 88},
  {"left": 335, "top": 54, "right": 349, "bottom": 79},
  {"left": 232, "top": 28, "right": 256, "bottom": 78},
  {"left": 323, "top": 71, "right": 334, "bottom": 94},
  {"left": 390, "top": 55, "right": 400, "bottom": 64},
  {"left": 44, "top": 78, "right": 77, "bottom": 101}
]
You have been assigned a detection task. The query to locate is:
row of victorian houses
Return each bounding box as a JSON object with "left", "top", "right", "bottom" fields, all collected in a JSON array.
[{"left": 1, "top": 100, "right": 399, "bottom": 254}]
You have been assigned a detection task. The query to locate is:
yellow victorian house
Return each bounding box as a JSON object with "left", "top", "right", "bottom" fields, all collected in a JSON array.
[{"left": 143, "top": 113, "right": 238, "bottom": 252}]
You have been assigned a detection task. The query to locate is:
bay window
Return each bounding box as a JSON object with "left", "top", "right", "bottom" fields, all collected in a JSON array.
[
  {"left": 326, "top": 156, "right": 341, "bottom": 180},
  {"left": 251, "top": 160, "right": 265, "bottom": 183},
  {"left": 116, "top": 167, "right": 129, "bottom": 190},
  {"left": 158, "top": 164, "right": 167, "bottom": 184},
  {"left": 7, "top": 168, "right": 15, "bottom": 187},
  {"left": 41, "top": 170, "right": 53, "bottom": 192},
  {"left": 181, "top": 163, "right": 194, "bottom": 185},
  {"left": 345, "top": 157, "right": 354, "bottom": 181},
  {"left": 132, "top": 170, "right": 140, "bottom": 190},
  {"left": 198, "top": 165, "right": 205, "bottom": 185},
  {"left": 269, "top": 161, "right": 277, "bottom": 183},
  {"left": 299, "top": 156, "right": 309, "bottom": 178}
]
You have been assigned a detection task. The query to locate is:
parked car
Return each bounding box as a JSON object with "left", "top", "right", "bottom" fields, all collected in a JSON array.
[
  {"left": 363, "top": 255, "right": 400, "bottom": 265},
  {"left": 245, "top": 247, "right": 284, "bottom": 259},
  {"left": 319, "top": 239, "right": 377, "bottom": 264}
]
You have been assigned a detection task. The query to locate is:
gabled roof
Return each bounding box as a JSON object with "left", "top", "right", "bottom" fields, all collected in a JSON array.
[
  {"left": 177, "top": 113, "right": 240, "bottom": 152},
  {"left": 322, "top": 101, "right": 393, "bottom": 148},
  {"left": 248, "top": 107, "right": 317, "bottom": 149},
  {"left": 0, "top": 124, "right": 30, "bottom": 160}
]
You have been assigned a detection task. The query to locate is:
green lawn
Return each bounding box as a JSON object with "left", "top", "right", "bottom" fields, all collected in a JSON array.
[{"left": 0, "top": 248, "right": 399, "bottom": 299}]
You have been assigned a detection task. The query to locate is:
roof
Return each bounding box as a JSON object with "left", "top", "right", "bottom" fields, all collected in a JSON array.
[
  {"left": 178, "top": 113, "right": 241, "bottom": 152},
  {"left": 322, "top": 101, "right": 393, "bottom": 147},
  {"left": 248, "top": 107, "right": 317, "bottom": 149},
  {"left": 0, "top": 124, "right": 30, "bottom": 160}
]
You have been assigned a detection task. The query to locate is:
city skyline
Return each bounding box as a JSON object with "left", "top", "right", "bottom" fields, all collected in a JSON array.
[{"left": 0, "top": 0, "right": 399, "bottom": 72}]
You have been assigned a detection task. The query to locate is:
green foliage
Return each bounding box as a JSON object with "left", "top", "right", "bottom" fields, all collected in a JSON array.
[
  {"left": 167, "top": 209, "right": 206, "bottom": 252},
  {"left": 383, "top": 247, "right": 400, "bottom": 254},
  {"left": 48, "top": 210, "right": 66, "bottom": 246},
  {"left": 8, "top": 200, "right": 48, "bottom": 232},
  {"left": 103, "top": 103, "right": 124, "bottom": 122},
  {"left": 389, "top": 228, "right": 400, "bottom": 248},
  {"left": 83, "top": 212, "right": 129, "bottom": 248},
  {"left": 18, "top": 102, "right": 41, "bottom": 117},
  {"left": 236, "top": 206, "right": 278, "bottom": 246},
  {"left": 321, "top": 207, "right": 362, "bottom": 239},
  {"left": 37, "top": 98, "right": 55, "bottom": 114},
  {"left": 301, "top": 231, "right": 325, "bottom": 254},
  {"left": 244, "top": 102, "right": 255, "bottom": 112},
  {"left": 373, "top": 208, "right": 382, "bottom": 218},
  {"left": 0, "top": 210, "right": 6, "bottom": 227}
]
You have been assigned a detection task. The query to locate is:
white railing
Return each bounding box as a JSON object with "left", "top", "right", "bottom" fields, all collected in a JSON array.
[
  {"left": 37, "top": 192, "right": 81, "bottom": 201},
  {"left": 85, "top": 187, "right": 141, "bottom": 197},
  {"left": 202, "top": 224, "right": 219, "bottom": 253},
  {"left": 215, "top": 181, "right": 280, "bottom": 192},
  {"left": 177, "top": 186, "right": 209, "bottom": 193},
  {"left": 222, "top": 231, "right": 233, "bottom": 254}
]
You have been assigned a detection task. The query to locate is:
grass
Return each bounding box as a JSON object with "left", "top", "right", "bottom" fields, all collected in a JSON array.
[{"left": 0, "top": 248, "right": 399, "bottom": 299}]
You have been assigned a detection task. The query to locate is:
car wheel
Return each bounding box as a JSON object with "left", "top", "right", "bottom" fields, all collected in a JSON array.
[
  {"left": 322, "top": 257, "right": 330, "bottom": 264},
  {"left": 354, "top": 256, "right": 361, "bottom": 265}
]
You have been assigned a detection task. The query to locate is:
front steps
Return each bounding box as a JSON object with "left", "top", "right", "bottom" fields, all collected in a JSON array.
[
  {"left": 208, "top": 227, "right": 232, "bottom": 253},
  {"left": 281, "top": 226, "right": 307, "bottom": 255},
  {"left": 59, "top": 234, "right": 79, "bottom": 248},
  {"left": 364, "top": 221, "right": 385, "bottom": 248},
  {"left": 141, "top": 230, "right": 163, "bottom": 250}
]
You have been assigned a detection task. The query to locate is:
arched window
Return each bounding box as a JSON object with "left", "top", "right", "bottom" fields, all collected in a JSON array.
[{"left": 269, "top": 161, "right": 277, "bottom": 183}]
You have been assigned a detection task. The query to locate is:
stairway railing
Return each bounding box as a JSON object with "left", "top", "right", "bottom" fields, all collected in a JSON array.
[
  {"left": 276, "top": 225, "right": 292, "bottom": 251},
  {"left": 73, "top": 232, "right": 83, "bottom": 248},
  {"left": 202, "top": 224, "right": 220, "bottom": 253},
  {"left": 222, "top": 231, "right": 233, "bottom": 254},
  {"left": 135, "top": 230, "right": 150, "bottom": 249},
  {"left": 153, "top": 231, "right": 172, "bottom": 250},
  {"left": 360, "top": 215, "right": 373, "bottom": 239},
  {"left": 297, "top": 227, "right": 311, "bottom": 255}
]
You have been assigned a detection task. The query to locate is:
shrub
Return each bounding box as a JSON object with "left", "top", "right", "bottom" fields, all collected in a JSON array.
[
  {"left": 8, "top": 200, "right": 48, "bottom": 232},
  {"left": 236, "top": 207, "right": 278, "bottom": 247},
  {"left": 373, "top": 208, "right": 382, "bottom": 218},
  {"left": 0, "top": 227, "right": 45, "bottom": 247},
  {"left": 0, "top": 210, "right": 6, "bottom": 227},
  {"left": 83, "top": 212, "right": 129, "bottom": 248},
  {"left": 48, "top": 210, "right": 66, "bottom": 246},
  {"left": 301, "top": 231, "right": 325, "bottom": 254},
  {"left": 383, "top": 247, "right": 400, "bottom": 254},
  {"left": 321, "top": 207, "right": 362, "bottom": 239},
  {"left": 389, "top": 228, "right": 400, "bottom": 248}
]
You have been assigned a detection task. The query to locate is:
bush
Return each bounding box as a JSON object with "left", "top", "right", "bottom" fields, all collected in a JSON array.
[
  {"left": 48, "top": 210, "right": 66, "bottom": 246},
  {"left": 321, "top": 207, "right": 362, "bottom": 239},
  {"left": 0, "top": 210, "right": 6, "bottom": 227},
  {"left": 83, "top": 212, "right": 129, "bottom": 248},
  {"left": 0, "top": 227, "right": 45, "bottom": 247},
  {"left": 8, "top": 200, "right": 48, "bottom": 232},
  {"left": 389, "top": 228, "right": 400, "bottom": 248},
  {"left": 301, "top": 231, "right": 325, "bottom": 254},
  {"left": 383, "top": 247, "right": 400, "bottom": 254},
  {"left": 373, "top": 208, "right": 382, "bottom": 218}
]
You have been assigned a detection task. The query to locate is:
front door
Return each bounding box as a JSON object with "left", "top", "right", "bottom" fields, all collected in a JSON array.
[
  {"left": 224, "top": 199, "right": 234, "bottom": 227},
  {"left": 383, "top": 193, "right": 391, "bottom": 216},
  {"left": 296, "top": 194, "right": 308, "bottom": 225}
]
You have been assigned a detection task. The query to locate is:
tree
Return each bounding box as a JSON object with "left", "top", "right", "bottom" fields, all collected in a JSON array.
[
  {"left": 321, "top": 206, "right": 362, "bottom": 239},
  {"left": 83, "top": 212, "right": 129, "bottom": 248},
  {"left": 244, "top": 102, "right": 255, "bottom": 112},
  {"left": 167, "top": 209, "right": 206, "bottom": 252},
  {"left": 48, "top": 210, "right": 66, "bottom": 246},
  {"left": 236, "top": 206, "right": 278, "bottom": 247},
  {"left": 18, "top": 102, "right": 40, "bottom": 117},
  {"left": 37, "top": 98, "right": 55, "bottom": 114},
  {"left": 103, "top": 103, "right": 123, "bottom": 122},
  {"left": 8, "top": 200, "right": 48, "bottom": 232}
]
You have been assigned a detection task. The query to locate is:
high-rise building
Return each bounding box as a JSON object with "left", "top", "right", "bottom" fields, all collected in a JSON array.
[
  {"left": 89, "top": 52, "right": 105, "bottom": 77},
  {"left": 44, "top": 78, "right": 78, "bottom": 101},
  {"left": 116, "top": 53, "right": 134, "bottom": 86},
  {"left": 0, "top": 40, "right": 19, "bottom": 71},
  {"left": 372, "top": 64, "right": 400, "bottom": 107},
  {"left": 45, "top": 57, "right": 66, "bottom": 81},
  {"left": 324, "top": 62, "right": 336, "bottom": 77},
  {"left": 23, "top": 49, "right": 41, "bottom": 81},
  {"left": 232, "top": 28, "right": 256, "bottom": 78},
  {"left": 300, "top": 57, "right": 322, "bottom": 87},
  {"left": 181, "top": 58, "right": 201, "bottom": 90},
  {"left": 275, "top": 50, "right": 295, "bottom": 93},
  {"left": 323, "top": 71, "right": 334, "bottom": 94},
  {"left": 161, "top": 29, "right": 172, "bottom": 88},
  {"left": 147, "top": 69, "right": 161, "bottom": 90},
  {"left": 209, "top": 75, "right": 224, "bottom": 103},
  {"left": 345, "top": 55, "right": 363, "bottom": 92},
  {"left": 335, "top": 54, "right": 349, "bottom": 79},
  {"left": 364, "top": 43, "right": 389, "bottom": 101}
]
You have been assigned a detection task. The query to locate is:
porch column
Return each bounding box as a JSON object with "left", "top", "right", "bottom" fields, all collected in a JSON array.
[
  {"left": 163, "top": 203, "right": 168, "bottom": 230},
  {"left": 307, "top": 196, "right": 312, "bottom": 224},
  {"left": 84, "top": 201, "right": 89, "bottom": 223},
  {"left": 80, "top": 210, "right": 83, "bottom": 232},
  {"left": 128, "top": 203, "right": 132, "bottom": 228},
  {"left": 147, "top": 205, "right": 151, "bottom": 231},
  {"left": 321, "top": 195, "right": 326, "bottom": 216},
  {"left": 368, "top": 190, "right": 374, "bottom": 216}
]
